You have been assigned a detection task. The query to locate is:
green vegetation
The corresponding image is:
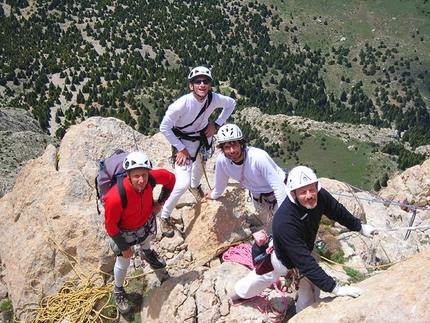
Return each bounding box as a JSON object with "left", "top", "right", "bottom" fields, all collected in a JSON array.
[
  {"left": 99, "top": 294, "right": 143, "bottom": 323},
  {"left": 238, "top": 118, "right": 399, "bottom": 191},
  {"left": 98, "top": 295, "right": 118, "bottom": 323},
  {"left": 0, "top": 299, "right": 13, "bottom": 323},
  {"left": 0, "top": 0, "right": 429, "bottom": 191},
  {"left": 320, "top": 243, "right": 345, "bottom": 265},
  {"left": 381, "top": 142, "right": 426, "bottom": 169},
  {"left": 343, "top": 266, "right": 370, "bottom": 283}
]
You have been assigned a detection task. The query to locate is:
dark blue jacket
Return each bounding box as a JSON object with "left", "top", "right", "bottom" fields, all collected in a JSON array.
[{"left": 273, "top": 188, "right": 362, "bottom": 292}]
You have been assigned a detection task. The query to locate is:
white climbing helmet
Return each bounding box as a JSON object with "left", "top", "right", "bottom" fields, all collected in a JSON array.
[
  {"left": 286, "top": 166, "right": 321, "bottom": 202},
  {"left": 188, "top": 66, "right": 213, "bottom": 82},
  {"left": 217, "top": 124, "right": 243, "bottom": 144},
  {"left": 123, "top": 152, "right": 153, "bottom": 171}
]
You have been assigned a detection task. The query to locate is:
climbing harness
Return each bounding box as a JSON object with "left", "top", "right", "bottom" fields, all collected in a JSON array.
[
  {"left": 168, "top": 128, "right": 215, "bottom": 190},
  {"left": 121, "top": 214, "right": 157, "bottom": 245},
  {"left": 252, "top": 191, "right": 277, "bottom": 209},
  {"left": 283, "top": 268, "right": 302, "bottom": 293}
]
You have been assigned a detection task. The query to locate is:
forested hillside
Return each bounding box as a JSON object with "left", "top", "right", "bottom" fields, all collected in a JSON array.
[{"left": 0, "top": 0, "right": 429, "bottom": 189}]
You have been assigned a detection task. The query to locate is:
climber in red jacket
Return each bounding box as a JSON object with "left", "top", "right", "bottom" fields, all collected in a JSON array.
[{"left": 104, "top": 151, "right": 175, "bottom": 314}]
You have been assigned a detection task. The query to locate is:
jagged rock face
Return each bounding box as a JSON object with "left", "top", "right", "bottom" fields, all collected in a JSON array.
[
  {"left": 0, "top": 117, "right": 148, "bottom": 313},
  {"left": 380, "top": 160, "right": 430, "bottom": 208},
  {"left": 0, "top": 108, "right": 42, "bottom": 133},
  {"left": 0, "top": 116, "right": 429, "bottom": 322}
]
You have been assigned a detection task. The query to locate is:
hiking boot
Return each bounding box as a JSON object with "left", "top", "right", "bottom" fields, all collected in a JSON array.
[
  {"left": 188, "top": 184, "right": 204, "bottom": 202},
  {"left": 114, "top": 286, "right": 131, "bottom": 314},
  {"left": 143, "top": 249, "right": 166, "bottom": 269},
  {"left": 160, "top": 217, "right": 176, "bottom": 237}
]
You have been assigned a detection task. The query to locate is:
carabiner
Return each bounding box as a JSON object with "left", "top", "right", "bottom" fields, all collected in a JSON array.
[{"left": 315, "top": 240, "right": 326, "bottom": 251}]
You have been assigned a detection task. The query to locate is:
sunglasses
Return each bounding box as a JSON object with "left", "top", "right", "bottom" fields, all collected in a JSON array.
[{"left": 192, "top": 79, "right": 211, "bottom": 85}]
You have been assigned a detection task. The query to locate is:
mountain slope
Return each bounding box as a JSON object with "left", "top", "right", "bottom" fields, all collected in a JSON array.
[{"left": 0, "top": 0, "right": 429, "bottom": 192}]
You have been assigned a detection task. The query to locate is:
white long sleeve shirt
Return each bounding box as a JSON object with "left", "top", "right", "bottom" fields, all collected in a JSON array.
[
  {"left": 211, "top": 147, "right": 287, "bottom": 205},
  {"left": 159, "top": 91, "right": 236, "bottom": 152}
]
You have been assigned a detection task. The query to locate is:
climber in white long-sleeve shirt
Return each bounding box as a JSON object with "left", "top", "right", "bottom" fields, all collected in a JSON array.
[
  {"left": 159, "top": 66, "right": 236, "bottom": 237},
  {"left": 205, "top": 124, "right": 288, "bottom": 233}
]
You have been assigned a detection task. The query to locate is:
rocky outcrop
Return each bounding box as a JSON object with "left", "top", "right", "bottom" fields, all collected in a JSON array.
[
  {"left": 379, "top": 159, "right": 430, "bottom": 208},
  {"left": 0, "top": 116, "right": 253, "bottom": 320},
  {"left": 0, "top": 107, "right": 59, "bottom": 197},
  {"left": 0, "top": 116, "right": 429, "bottom": 322},
  {"left": 233, "top": 107, "right": 399, "bottom": 146}
]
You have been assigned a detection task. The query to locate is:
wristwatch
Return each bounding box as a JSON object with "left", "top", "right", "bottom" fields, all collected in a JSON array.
[
  {"left": 157, "top": 199, "right": 165, "bottom": 205},
  {"left": 214, "top": 122, "right": 221, "bottom": 130}
]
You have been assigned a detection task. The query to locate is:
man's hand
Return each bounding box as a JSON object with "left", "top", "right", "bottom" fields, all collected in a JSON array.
[
  {"left": 360, "top": 224, "right": 375, "bottom": 238},
  {"left": 205, "top": 189, "right": 214, "bottom": 200},
  {"left": 152, "top": 202, "right": 162, "bottom": 215},
  {"left": 205, "top": 122, "right": 218, "bottom": 137},
  {"left": 122, "top": 247, "right": 133, "bottom": 259},
  {"left": 176, "top": 149, "right": 191, "bottom": 167},
  {"left": 332, "top": 284, "right": 363, "bottom": 298}
]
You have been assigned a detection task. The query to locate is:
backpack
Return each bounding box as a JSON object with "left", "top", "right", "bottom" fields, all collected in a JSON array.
[
  {"left": 95, "top": 149, "right": 155, "bottom": 214},
  {"left": 251, "top": 230, "right": 274, "bottom": 275}
]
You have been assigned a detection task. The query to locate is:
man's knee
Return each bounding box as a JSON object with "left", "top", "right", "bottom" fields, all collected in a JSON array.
[
  {"left": 235, "top": 271, "right": 275, "bottom": 299},
  {"left": 172, "top": 176, "right": 191, "bottom": 192},
  {"left": 114, "top": 256, "right": 131, "bottom": 270}
]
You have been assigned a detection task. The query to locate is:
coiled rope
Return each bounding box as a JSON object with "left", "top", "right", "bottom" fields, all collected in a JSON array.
[
  {"left": 18, "top": 238, "right": 119, "bottom": 323},
  {"left": 222, "top": 243, "right": 253, "bottom": 269},
  {"left": 17, "top": 236, "right": 252, "bottom": 322}
]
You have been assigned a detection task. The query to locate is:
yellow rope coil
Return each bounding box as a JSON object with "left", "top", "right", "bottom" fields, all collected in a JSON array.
[{"left": 16, "top": 236, "right": 251, "bottom": 322}]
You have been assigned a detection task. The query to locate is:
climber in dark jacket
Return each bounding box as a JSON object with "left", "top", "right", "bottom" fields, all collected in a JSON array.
[
  {"left": 274, "top": 179, "right": 362, "bottom": 293},
  {"left": 231, "top": 166, "right": 375, "bottom": 313}
]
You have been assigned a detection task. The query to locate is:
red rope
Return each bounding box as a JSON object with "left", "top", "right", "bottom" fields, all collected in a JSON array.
[
  {"left": 223, "top": 244, "right": 290, "bottom": 323},
  {"left": 222, "top": 243, "right": 254, "bottom": 269}
]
